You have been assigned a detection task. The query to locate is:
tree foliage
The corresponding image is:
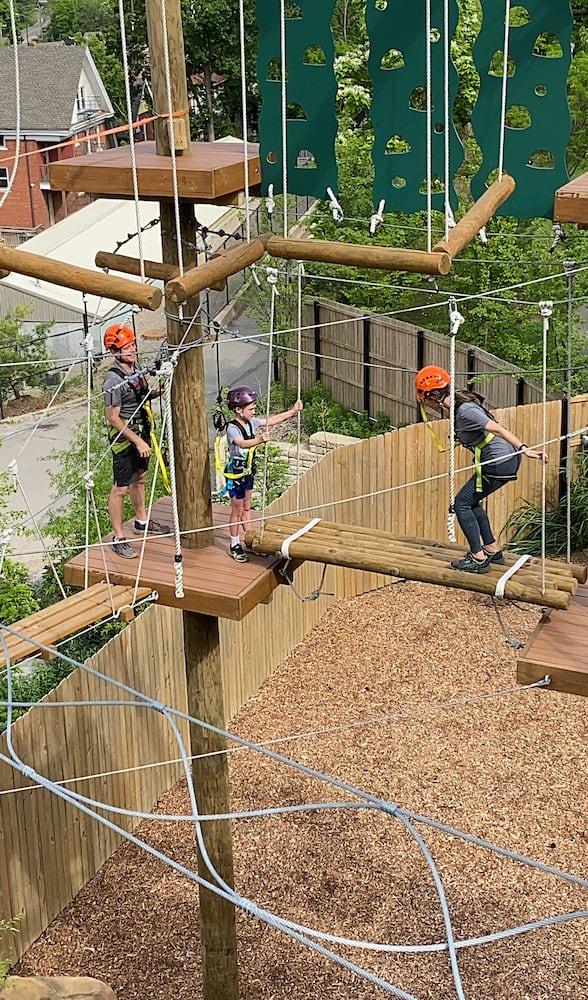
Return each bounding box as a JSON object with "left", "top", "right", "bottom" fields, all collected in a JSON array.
[{"left": 0, "top": 308, "right": 52, "bottom": 413}]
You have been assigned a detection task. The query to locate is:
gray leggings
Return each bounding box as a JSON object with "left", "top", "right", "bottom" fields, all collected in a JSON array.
[{"left": 454, "top": 456, "right": 520, "bottom": 552}]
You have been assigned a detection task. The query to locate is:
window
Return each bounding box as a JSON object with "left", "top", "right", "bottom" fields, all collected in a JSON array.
[
  {"left": 0, "top": 135, "right": 5, "bottom": 148},
  {"left": 0, "top": 168, "right": 9, "bottom": 189}
]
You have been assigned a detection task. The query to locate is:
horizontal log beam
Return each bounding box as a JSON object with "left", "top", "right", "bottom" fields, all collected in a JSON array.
[
  {"left": 0, "top": 240, "right": 10, "bottom": 279},
  {"left": 164, "top": 237, "right": 269, "bottom": 302},
  {"left": 245, "top": 516, "right": 575, "bottom": 611},
  {"left": 266, "top": 236, "right": 451, "bottom": 275},
  {"left": 95, "top": 251, "right": 179, "bottom": 281},
  {"left": 0, "top": 243, "right": 162, "bottom": 311},
  {"left": 432, "top": 174, "right": 516, "bottom": 257}
]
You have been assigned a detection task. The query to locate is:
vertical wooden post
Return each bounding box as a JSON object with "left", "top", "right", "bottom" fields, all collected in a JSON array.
[{"left": 143, "top": 3, "right": 239, "bottom": 999}]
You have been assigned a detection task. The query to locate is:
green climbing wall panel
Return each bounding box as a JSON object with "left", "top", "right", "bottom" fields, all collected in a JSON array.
[
  {"left": 367, "top": 0, "right": 462, "bottom": 216},
  {"left": 471, "top": 0, "right": 572, "bottom": 219},
  {"left": 255, "top": 0, "right": 338, "bottom": 197}
]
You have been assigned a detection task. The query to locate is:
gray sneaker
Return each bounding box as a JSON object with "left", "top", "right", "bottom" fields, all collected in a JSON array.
[
  {"left": 133, "top": 519, "right": 171, "bottom": 535},
  {"left": 112, "top": 537, "right": 137, "bottom": 559}
]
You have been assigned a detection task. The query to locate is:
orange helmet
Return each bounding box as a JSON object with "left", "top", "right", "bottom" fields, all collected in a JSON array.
[
  {"left": 104, "top": 323, "right": 136, "bottom": 352},
  {"left": 415, "top": 365, "right": 450, "bottom": 401}
]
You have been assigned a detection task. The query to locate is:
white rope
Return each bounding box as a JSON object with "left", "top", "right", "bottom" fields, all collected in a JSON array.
[
  {"left": 0, "top": 0, "right": 21, "bottom": 210},
  {"left": 498, "top": 0, "right": 511, "bottom": 180},
  {"left": 443, "top": 0, "right": 452, "bottom": 242},
  {"left": 265, "top": 183, "right": 275, "bottom": 224},
  {"left": 260, "top": 270, "right": 279, "bottom": 524},
  {"left": 447, "top": 299, "right": 464, "bottom": 542},
  {"left": 118, "top": 0, "right": 145, "bottom": 280},
  {"left": 494, "top": 554, "right": 531, "bottom": 599},
  {"left": 369, "top": 200, "right": 386, "bottom": 237},
  {"left": 295, "top": 261, "right": 304, "bottom": 512},
  {"left": 7, "top": 459, "right": 66, "bottom": 599},
  {"left": 238, "top": 0, "right": 252, "bottom": 243},
  {"left": 84, "top": 322, "right": 94, "bottom": 590},
  {"left": 539, "top": 300, "right": 552, "bottom": 596},
  {"left": 425, "top": 0, "right": 433, "bottom": 252},
  {"left": 160, "top": 356, "right": 183, "bottom": 598},
  {"left": 280, "top": 517, "right": 321, "bottom": 560},
  {"left": 280, "top": 0, "right": 289, "bottom": 237},
  {"left": 326, "top": 187, "right": 344, "bottom": 223},
  {"left": 83, "top": 471, "right": 117, "bottom": 611},
  {"left": 564, "top": 263, "right": 575, "bottom": 564}
]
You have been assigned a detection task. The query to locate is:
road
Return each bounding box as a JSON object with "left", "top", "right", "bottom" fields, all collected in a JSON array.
[{"left": 0, "top": 322, "right": 268, "bottom": 577}]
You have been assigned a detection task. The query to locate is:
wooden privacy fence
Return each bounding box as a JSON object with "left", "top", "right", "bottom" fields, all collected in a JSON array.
[
  {"left": 2, "top": 396, "right": 587, "bottom": 962},
  {"left": 284, "top": 299, "right": 553, "bottom": 427}
]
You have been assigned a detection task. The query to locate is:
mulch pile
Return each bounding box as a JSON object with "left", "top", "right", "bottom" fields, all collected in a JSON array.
[{"left": 16, "top": 582, "right": 588, "bottom": 999}]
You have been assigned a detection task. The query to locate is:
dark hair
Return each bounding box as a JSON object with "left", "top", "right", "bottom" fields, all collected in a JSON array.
[{"left": 453, "top": 387, "right": 494, "bottom": 418}]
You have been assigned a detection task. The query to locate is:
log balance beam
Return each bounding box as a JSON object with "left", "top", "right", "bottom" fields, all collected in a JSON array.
[
  {"left": 432, "top": 174, "right": 516, "bottom": 257},
  {"left": 0, "top": 243, "right": 162, "bottom": 311},
  {"left": 164, "top": 234, "right": 452, "bottom": 304},
  {"left": 95, "top": 250, "right": 227, "bottom": 292},
  {"left": 244, "top": 515, "right": 584, "bottom": 611}
]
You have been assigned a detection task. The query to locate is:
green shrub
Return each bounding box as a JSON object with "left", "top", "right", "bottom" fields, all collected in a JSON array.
[
  {"left": 0, "top": 913, "right": 23, "bottom": 984},
  {"left": 503, "top": 453, "right": 588, "bottom": 555},
  {"left": 299, "top": 381, "right": 392, "bottom": 438}
]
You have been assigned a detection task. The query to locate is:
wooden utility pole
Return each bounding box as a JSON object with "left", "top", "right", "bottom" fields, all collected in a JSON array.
[{"left": 143, "top": 3, "right": 239, "bottom": 998}]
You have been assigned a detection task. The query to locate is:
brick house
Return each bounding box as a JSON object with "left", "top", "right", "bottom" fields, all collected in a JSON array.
[{"left": 0, "top": 42, "right": 115, "bottom": 243}]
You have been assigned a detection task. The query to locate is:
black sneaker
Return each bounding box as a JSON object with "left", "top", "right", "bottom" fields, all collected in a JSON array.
[
  {"left": 483, "top": 548, "right": 505, "bottom": 565},
  {"left": 133, "top": 519, "right": 171, "bottom": 535},
  {"left": 451, "top": 552, "right": 491, "bottom": 574},
  {"left": 229, "top": 543, "right": 248, "bottom": 563},
  {"left": 112, "top": 537, "right": 137, "bottom": 559}
]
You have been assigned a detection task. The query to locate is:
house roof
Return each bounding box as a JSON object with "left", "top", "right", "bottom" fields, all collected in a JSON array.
[{"left": 0, "top": 42, "right": 109, "bottom": 133}]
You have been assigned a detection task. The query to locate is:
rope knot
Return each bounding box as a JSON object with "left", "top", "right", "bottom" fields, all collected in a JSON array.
[
  {"left": 265, "top": 183, "right": 275, "bottom": 219},
  {"left": 369, "top": 199, "right": 385, "bottom": 237},
  {"left": 266, "top": 267, "right": 279, "bottom": 286},
  {"left": 83, "top": 472, "right": 95, "bottom": 491},
  {"left": 539, "top": 300, "right": 553, "bottom": 318}
]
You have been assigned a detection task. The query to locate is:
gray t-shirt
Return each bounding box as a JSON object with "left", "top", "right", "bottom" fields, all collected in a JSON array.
[
  {"left": 456, "top": 400, "right": 514, "bottom": 465},
  {"left": 103, "top": 364, "right": 148, "bottom": 423},
  {"left": 226, "top": 417, "right": 261, "bottom": 462}
]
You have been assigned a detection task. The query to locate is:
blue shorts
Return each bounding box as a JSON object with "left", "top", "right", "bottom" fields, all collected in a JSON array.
[{"left": 227, "top": 474, "right": 254, "bottom": 500}]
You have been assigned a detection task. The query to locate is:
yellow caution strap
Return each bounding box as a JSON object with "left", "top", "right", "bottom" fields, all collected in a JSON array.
[
  {"left": 419, "top": 401, "right": 446, "bottom": 453},
  {"left": 144, "top": 402, "right": 171, "bottom": 495}
]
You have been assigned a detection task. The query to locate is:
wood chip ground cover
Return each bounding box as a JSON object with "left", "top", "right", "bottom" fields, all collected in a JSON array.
[{"left": 16, "top": 583, "right": 588, "bottom": 999}]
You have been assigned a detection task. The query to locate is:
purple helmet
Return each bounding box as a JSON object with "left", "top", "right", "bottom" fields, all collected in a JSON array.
[{"left": 227, "top": 385, "right": 257, "bottom": 411}]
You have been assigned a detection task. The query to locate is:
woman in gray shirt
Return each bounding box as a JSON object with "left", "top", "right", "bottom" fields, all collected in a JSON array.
[{"left": 415, "top": 365, "right": 547, "bottom": 574}]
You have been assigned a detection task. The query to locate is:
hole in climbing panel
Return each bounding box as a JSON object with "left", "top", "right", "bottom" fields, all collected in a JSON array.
[
  {"left": 509, "top": 6, "right": 531, "bottom": 27},
  {"left": 287, "top": 102, "right": 306, "bottom": 120},
  {"left": 385, "top": 134, "right": 411, "bottom": 154},
  {"left": 535, "top": 84, "right": 547, "bottom": 96},
  {"left": 391, "top": 176, "right": 407, "bottom": 189},
  {"left": 527, "top": 149, "right": 555, "bottom": 168},
  {"left": 266, "top": 151, "right": 278, "bottom": 165},
  {"left": 488, "top": 51, "right": 516, "bottom": 77},
  {"left": 375, "top": 0, "right": 388, "bottom": 10},
  {"left": 533, "top": 33, "right": 563, "bottom": 57},
  {"left": 296, "top": 149, "right": 317, "bottom": 169},
  {"left": 434, "top": 122, "right": 445, "bottom": 134},
  {"left": 266, "top": 57, "right": 286, "bottom": 81},
  {"left": 304, "top": 45, "right": 326, "bottom": 65},
  {"left": 505, "top": 105, "right": 532, "bottom": 129},
  {"left": 419, "top": 174, "right": 445, "bottom": 195},
  {"left": 409, "top": 86, "right": 432, "bottom": 112},
  {"left": 430, "top": 27, "right": 440, "bottom": 43},
  {"left": 284, "top": 2, "right": 302, "bottom": 17},
  {"left": 380, "top": 48, "right": 404, "bottom": 70}
]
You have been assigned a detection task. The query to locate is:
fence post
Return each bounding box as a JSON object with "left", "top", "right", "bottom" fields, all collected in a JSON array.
[
  {"left": 314, "top": 300, "right": 321, "bottom": 382},
  {"left": 559, "top": 398, "right": 568, "bottom": 502},
  {"left": 363, "top": 315, "right": 371, "bottom": 416},
  {"left": 416, "top": 329, "right": 425, "bottom": 421},
  {"left": 467, "top": 347, "right": 476, "bottom": 388},
  {"left": 516, "top": 378, "right": 525, "bottom": 406}
]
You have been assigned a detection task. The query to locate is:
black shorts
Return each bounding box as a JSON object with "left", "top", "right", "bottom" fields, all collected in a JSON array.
[{"left": 112, "top": 445, "right": 149, "bottom": 487}]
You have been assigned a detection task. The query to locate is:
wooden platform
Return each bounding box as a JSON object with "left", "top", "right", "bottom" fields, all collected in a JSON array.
[
  {"left": 517, "top": 584, "right": 588, "bottom": 697},
  {"left": 48, "top": 141, "right": 262, "bottom": 204},
  {"left": 554, "top": 172, "right": 588, "bottom": 227},
  {"left": 63, "top": 500, "right": 289, "bottom": 621},
  {"left": 0, "top": 582, "right": 152, "bottom": 666}
]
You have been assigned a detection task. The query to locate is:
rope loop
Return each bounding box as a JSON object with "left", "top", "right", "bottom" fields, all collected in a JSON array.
[
  {"left": 326, "top": 187, "right": 344, "bottom": 223},
  {"left": 266, "top": 266, "right": 279, "bottom": 286},
  {"left": 265, "top": 183, "right": 275, "bottom": 219},
  {"left": 369, "top": 200, "right": 385, "bottom": 237},
  {"left": 449, "top": 299, "right": 465, "bottom": 338},
  {"left": 83, "top": 472, "right": 95, "bottom": 491},
  {"left": 539, "top": 300, "right": 553, "bottom": 319}
]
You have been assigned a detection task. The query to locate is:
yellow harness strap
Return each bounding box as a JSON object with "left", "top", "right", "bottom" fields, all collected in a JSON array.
[
  {"left": 474, "top": 432, "right": 495, "bottom": 492},
  {"left": 419, "top": 401, "right": 446, "bottom": 452},
  {"left": 144, "top": 402, "right": 171, "bottom": 494}
]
